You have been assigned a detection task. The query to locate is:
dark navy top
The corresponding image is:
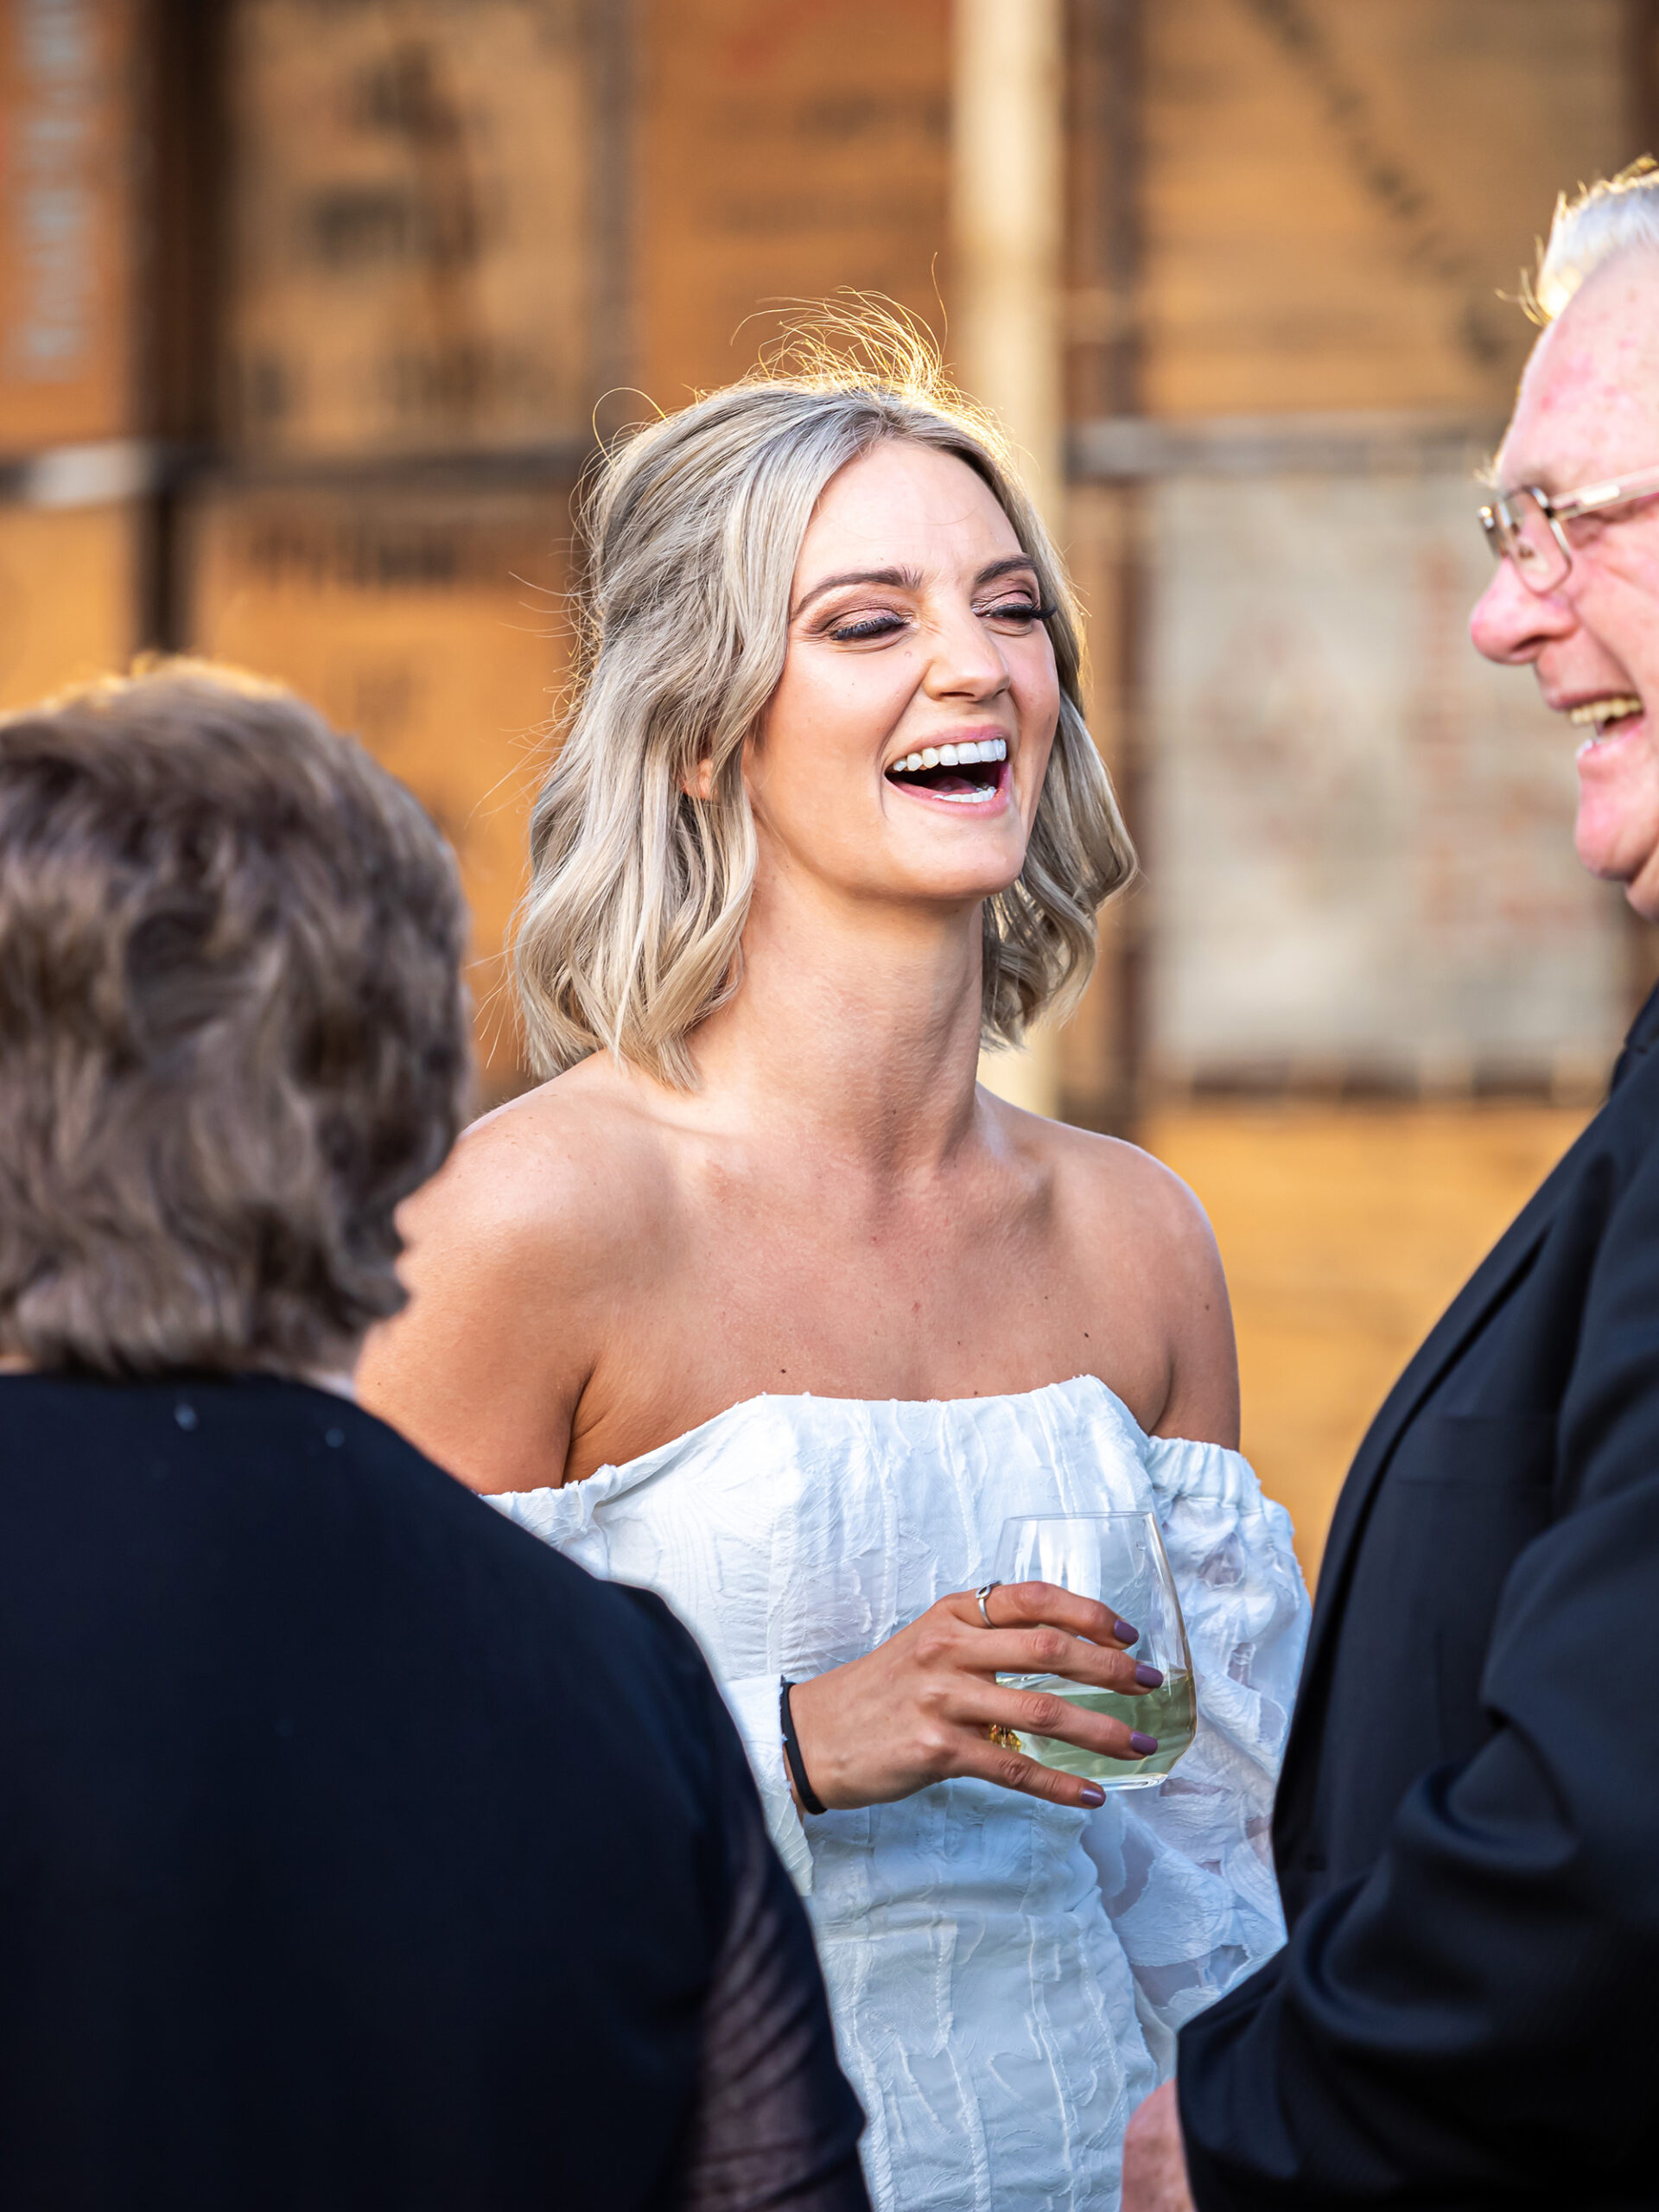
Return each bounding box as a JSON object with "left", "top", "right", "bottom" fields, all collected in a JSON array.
[{"left": 0, "top": 1374, "right": 868, "bottom": 2211}]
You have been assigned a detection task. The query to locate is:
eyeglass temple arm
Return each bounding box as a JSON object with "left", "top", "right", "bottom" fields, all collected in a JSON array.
[{"left": 1554, "top": 460, "right": 1659, "bottom": 521}]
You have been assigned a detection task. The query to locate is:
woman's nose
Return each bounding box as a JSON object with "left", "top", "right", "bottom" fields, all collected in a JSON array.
[
  {"left": 925, "top": 609, "right": 1012, "bottom": 699},
  {"left": 1470, "top": 555, "right": 1573, "bottom": 664}
]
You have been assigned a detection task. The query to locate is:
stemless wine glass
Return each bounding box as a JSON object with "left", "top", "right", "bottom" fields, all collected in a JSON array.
[{"left": 991, "top": 1512, "right": 1197, "bottom": 1789}]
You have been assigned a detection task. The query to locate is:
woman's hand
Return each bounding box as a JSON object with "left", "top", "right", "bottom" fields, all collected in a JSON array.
[{"left": 784, "top": 1580, "right": 1163, "bottom": 1813}]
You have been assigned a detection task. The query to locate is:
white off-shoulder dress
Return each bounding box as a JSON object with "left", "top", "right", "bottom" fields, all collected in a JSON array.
[{"left": 491, "top": 1375, "right": 1309, "bottom": 2212}]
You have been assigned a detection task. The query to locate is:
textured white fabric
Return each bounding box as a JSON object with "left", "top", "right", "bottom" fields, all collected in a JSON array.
[{"left": 490, "top": 1376, "right": 1309, "bottom": 2211}]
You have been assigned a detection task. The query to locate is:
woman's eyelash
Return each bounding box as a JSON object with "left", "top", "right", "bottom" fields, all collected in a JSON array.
[
  {"left": 825, "top": 599, "right": 1057, "bottom": 641},
  {"left": 827, "top": 613, "right": 908, "bottom": 641}
]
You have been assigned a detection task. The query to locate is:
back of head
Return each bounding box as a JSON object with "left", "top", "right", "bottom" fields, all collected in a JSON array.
[
  {"left": 1533, "top": 159, "right": 1659, "bottom": 321},
  {"left": 514, "top": 316, "right": 1134, "bottom": 1088},
  {"left": 0, "top": 664, "right": 472, "bottom": 1376}
]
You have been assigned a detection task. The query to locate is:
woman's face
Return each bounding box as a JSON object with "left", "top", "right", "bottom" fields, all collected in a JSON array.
[{"left": 745, "top": 440, "right": 1061, "bottom": 915}]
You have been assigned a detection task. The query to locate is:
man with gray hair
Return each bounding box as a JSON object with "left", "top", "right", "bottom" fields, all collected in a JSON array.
[{"left": 1122, "top": 162, "right": 1659, "bottom": 2209}]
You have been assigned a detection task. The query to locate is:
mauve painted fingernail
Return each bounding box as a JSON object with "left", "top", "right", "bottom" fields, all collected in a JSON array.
[
  {"left": 1079, "top": 1783, "right": 1107, "bottom": 1807},
  {"left": 1129, "top": 1732, "right": 1160, "bottom": 1756},
  {"left": 1134, "top": 1662, "right": 1165, "bottom": 1688},
  {"left": 1112, "top": 1618, "right": 1140, "bottom": 1644}
]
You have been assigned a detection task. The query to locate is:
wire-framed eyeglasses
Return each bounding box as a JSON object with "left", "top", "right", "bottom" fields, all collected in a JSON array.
[{"left": 1480, "top": 464, "right": 1659, "bottom": 594}]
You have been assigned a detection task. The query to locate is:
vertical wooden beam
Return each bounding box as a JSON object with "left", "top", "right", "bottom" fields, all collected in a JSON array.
[
  {"left": 952, "top": 0, "right": 1067, "bottom": 1116},
  {"left": 1058, "top": 0, "right": 1143, "bottom": 1134},
  {"left": 145, "top": 0, "right": 223, "bottom": 444},
  {"left": 1067, "top": 0, "right": 1141, "bottom": 423},
  {"left": 140, "top": 0, "right": 226, "bottom": 648},
  {"left": 951, "top": 0, "right": 1065, "bottom": 506},
  {"left": 587, "top": 0, "right": 635, "bottom": 444}
]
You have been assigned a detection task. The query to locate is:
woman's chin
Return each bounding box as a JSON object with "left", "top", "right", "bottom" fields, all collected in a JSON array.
[
  {"left": 888, "top": 847, "right": 1030, "bottom": 907},
  {"left": 880, "top": 797, "right": 1027, "bottom": 880}
]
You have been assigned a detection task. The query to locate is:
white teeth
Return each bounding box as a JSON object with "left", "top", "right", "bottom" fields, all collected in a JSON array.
[
  {"left": 1568, "top": 696, "right": 1643, "bottom": 728},
  {"left": 887, "top": 737, "right": 1008, "bottom": 778}
]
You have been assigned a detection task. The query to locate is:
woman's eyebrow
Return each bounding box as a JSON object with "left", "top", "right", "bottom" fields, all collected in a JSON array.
[
  {"left": 975, "top": 556, "right": 1040, "bottom": 587},
  {"left": 792, "top": 566, "right": 921, "bottom": 618}
]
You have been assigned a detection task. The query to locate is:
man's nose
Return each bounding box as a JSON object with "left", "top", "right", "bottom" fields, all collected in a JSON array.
[{"left": 1470, "top": 553, "right": 1575, "bottom": 664}]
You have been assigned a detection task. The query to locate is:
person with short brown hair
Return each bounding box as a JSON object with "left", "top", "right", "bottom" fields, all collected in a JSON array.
[
  {"left": 0, "top": 661, "right": 472, "bottom": 1378},
  {"left": 0, "top": 664, "right": 868, "bottom": 2212}
]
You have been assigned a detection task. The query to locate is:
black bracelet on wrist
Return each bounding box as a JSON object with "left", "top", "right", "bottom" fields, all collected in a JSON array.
[{"left": 779, "top": 1676, "right": 827, "bottom": 1816}]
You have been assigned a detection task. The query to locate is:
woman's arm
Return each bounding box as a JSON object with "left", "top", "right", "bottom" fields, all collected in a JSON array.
[
  {"left": 1145, "top": 1170, "right": 1240, "bottom": 1450},
  {"left": 1052, "top": 1125, "right": 1241, "bottom": 1450}
]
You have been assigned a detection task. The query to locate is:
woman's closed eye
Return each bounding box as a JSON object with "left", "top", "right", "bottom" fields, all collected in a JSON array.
[
  {"left": 980, "top": 594, "right": 1056, "bottom": 627},
  {"left": 825, "top": 607, "right": 911, "bottom": 643},
  {"left": 823, "top": 596, "right": 1056, "bottom": 645}
]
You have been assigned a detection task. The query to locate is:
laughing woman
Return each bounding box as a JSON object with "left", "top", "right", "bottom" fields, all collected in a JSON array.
[{"left": 360, "top": 345, "right": 1309, "bottom": 2211}]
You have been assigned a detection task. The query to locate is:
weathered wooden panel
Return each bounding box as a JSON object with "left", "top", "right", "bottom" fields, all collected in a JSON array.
[
  {"left": 1142, "top": 0, "right": 1629, "bottom": 415},
  {"left": 184, "top": 482, "right": 571, "bottom": 1090},
  {"left": 0, "top": 0, "right": 140, "bottom": 450},
  {"left": 639, "top": 0, "right": 950, "bottom": 401},
  {"left": 1145, "top": 465, "right": 1627, "bottom": 1090},
  {"left": 224, "top": 0, "right": 593, "bottom": 457},
  {"left": 0, "top": 500, "right": 138, "bottom": 708}
]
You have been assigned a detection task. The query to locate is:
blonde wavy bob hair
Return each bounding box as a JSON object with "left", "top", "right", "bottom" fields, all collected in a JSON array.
[{"left": 515, "top": 340, "right": 1135, "bottom": 1088}]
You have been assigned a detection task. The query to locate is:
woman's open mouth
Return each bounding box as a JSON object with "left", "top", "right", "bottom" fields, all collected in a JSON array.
[{"left": 885, "top": 735, "right": 1008, "bottom": 806}]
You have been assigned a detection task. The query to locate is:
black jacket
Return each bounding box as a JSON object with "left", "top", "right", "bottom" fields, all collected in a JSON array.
[
  {"left": 1178, "top": 987, "right": 1659, "bottom": 2210},
  {"left": 0, "top": 1374, "right": 868, "bottom": 2212}
]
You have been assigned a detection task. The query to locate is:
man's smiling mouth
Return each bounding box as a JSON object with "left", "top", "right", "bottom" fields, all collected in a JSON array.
[
  {"left": 1569, "top": 696, "right": 1643, "bottom": 745},
  {"left": 886, "top": 735, "right": 1007, "bottom": 805}
]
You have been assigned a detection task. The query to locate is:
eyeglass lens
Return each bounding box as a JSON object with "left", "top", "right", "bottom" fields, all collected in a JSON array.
[{"left": 1484, "top": 488, "right": 1568, "bottom": 594}]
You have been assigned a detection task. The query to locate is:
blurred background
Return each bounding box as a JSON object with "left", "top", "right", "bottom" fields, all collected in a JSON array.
[{"left": 3, "top": 0, "right": 1651, "bottom": 1575}]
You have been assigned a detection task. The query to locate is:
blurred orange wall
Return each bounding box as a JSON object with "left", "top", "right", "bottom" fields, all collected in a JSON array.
[{"left": 1146, "top": 1103, "right": 1592, "bottom": 1580}]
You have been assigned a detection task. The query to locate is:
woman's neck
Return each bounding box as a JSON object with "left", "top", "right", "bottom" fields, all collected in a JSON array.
[{"left": 689, "top": 872, "right": 988, "bottom": 1168}]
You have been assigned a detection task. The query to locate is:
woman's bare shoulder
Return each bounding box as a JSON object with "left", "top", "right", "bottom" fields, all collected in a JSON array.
[
  {"left": 1064, "top": 1126, "right": 1218, "bottom": 1263},
  {"left": 987, "top": 1095, "right": 1219, "bottom": 1268},
  {"left": 983, "top": 1096, "right": 1238, "bottom": 1445},
  {"left": 359, "top": 1058, "right": 683, "bottom": 1491},
  {"left": 402, "top": 1056, "right": 678, "bottom": 1277}
]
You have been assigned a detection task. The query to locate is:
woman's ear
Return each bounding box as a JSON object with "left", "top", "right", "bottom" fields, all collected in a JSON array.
[{"left": 682, "top": 755, "right": 716, "bottom": 802}]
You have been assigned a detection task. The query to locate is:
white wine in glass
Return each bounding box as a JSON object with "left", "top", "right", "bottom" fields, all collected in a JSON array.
[{"left": 992, "top": 1511, "right": 1197, "bottom": 1789}]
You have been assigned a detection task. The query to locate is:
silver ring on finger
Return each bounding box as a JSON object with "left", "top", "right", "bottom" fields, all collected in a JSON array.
[{"left": 976, "top": 1580, "right": 1001, "bottom": 1627}]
